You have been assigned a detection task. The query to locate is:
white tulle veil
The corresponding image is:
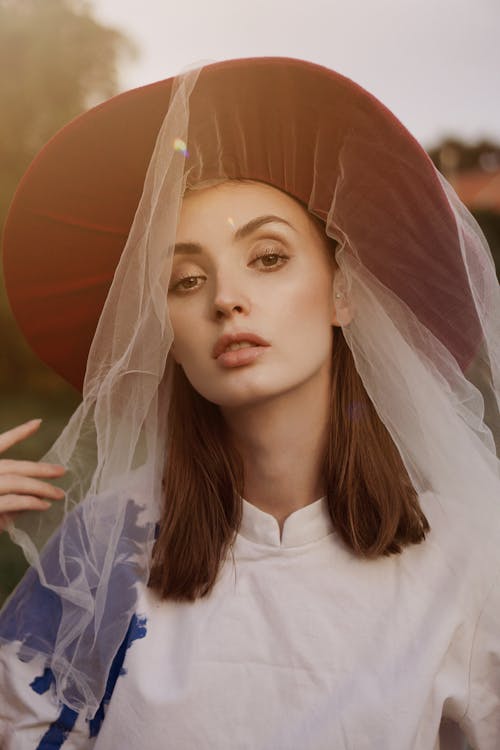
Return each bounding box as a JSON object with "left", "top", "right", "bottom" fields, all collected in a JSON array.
[{"left": 0, "top": 57, "right": 499, "bottom": 719}]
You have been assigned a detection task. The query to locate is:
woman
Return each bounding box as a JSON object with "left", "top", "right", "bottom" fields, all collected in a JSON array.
[{"left": 0, "top": 57, "right": 499, "bottom": 748}]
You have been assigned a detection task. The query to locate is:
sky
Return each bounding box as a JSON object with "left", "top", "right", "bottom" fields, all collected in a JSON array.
[{"left": 93, "top": 0, "right": 500, "bottom": 150}]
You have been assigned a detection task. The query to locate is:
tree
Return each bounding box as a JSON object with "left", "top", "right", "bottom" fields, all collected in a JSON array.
[
  {"left": 427, "top": 138, "right": 500, "bottom": 175},
  {"left": 0, "top": 0, "right": 136, "bottom": 225}
]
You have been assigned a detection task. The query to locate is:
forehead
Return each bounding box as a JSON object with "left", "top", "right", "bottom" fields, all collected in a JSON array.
[{"left": 178, "top": 180, "right": 314, "bottom": 232}]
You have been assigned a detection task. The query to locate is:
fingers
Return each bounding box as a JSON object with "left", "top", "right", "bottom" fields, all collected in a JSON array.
[
  {"left": 0, "top": 420, "right": 67, "bottom": 534},
  {"left": 0, "top": 494, "right": 55, "bottom": 533},
  {"left": 0, "top": 495, "right": 52, "bottom": 514},
  {"left": 0, "top": 459, "right": 66, "bottom": 478},
  {"left": 0, "top": 419, "right": 42, "bottom": 454},
  {"left": 0, "top": 474, "right": 65, "bottom": 502}
]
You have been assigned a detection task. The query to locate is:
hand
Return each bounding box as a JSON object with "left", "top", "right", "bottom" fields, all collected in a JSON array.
[{"left": 0, "top": 419, "right": 66, "bottom": 533}]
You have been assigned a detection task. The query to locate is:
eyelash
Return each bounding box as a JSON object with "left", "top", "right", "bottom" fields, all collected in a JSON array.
[{"left": 169, "top": 246, "right": 290, "bottom": 293}]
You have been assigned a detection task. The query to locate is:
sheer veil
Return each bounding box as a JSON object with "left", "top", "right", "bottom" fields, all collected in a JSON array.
[{"left": 0, "top": 57, "right": 498, "bottom": 718}]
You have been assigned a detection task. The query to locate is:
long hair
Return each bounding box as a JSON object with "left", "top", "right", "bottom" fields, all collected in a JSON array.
[{"left": 149, "top": 318, "right": 430, "bottom": 603}]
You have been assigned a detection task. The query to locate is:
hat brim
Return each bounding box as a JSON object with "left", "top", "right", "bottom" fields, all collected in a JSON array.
[{"left": 2, "top": 57, "right": 473, "bottom": 391}]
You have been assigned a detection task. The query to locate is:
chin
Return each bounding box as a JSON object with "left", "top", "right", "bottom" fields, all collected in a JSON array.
[
  {"left": 204, "top": 387, "right": 276, "bottom": 410},
  {"left": 185, "top": 358, "right": 326, "bottom": 410},
  {"left": 202, "top": 377, "right": 308, "bottom": 411}
]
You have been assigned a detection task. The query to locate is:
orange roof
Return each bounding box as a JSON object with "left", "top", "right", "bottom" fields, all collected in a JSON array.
[{"left": 449, "top": 168, "right": 500, "bottom": 213}]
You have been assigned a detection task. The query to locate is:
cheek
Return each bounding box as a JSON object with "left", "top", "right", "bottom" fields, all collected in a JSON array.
[
  {"left": 283, "top": 270, "right": 334, "bottom": 326},
  {"left": 168, "top": 307, "right": 198, "bottom": 363},
  {"left": 286, "top": 280, "right": 335, "bottom": 359}
]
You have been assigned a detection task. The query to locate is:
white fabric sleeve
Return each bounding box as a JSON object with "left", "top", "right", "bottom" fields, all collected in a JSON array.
[
  {"left": 460, "top": 565, "right": 500, "bottom": 749},
  {"left": 0, "top": 642, "right": 93, "bottom": 750}
]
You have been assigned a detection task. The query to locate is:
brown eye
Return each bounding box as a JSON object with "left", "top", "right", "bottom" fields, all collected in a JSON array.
[
  {"left": 260, "top": 253, "right": 280, "bottom": 266},
  {"left": 251, "top": 247, "right": 289, "bottom": 270},
  {"left": 169, "top": 275, "right": 204, "bottom": 293},
  {"left": 179, "top": 277, "right": 199, "bottom": 289}
]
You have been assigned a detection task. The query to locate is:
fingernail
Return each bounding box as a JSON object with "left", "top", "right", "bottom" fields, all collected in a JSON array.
[
  {"left": 27, "top": 419, "right": 42, "bottom": 426},
  {"left": 41, "top": 501, "right": 51, "bottom": 509}
]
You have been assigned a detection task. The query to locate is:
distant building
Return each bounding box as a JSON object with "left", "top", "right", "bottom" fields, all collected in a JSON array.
[{"left": 448, "top": 168, "right": 500, "bottom": 214}]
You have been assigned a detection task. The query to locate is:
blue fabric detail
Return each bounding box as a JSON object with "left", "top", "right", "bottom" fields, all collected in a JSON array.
[
  {"left": 35, "top": 705, "right": 79, "bottom": 750},
  {"left": 125, "top": 614, "right": 148, "bottom": 659},
  {"left": 0, "top": 560, "right": 63, "bottom": 658},
  {"left": 0, "top": 499, "right": 153, "bottom": 712},
  {"left": 88, "top": 613, "right": 148, "bottom": 737},
  {"left": 30, "top": 666, "right": 56, "bottom": 695},
  {"left": 25, "top": 613, "right": 148, "bottom": 745}
]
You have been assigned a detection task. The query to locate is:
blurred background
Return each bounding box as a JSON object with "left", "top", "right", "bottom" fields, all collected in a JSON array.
[{"left": 1, "top": 0, "right": 499, "bottom": 604}]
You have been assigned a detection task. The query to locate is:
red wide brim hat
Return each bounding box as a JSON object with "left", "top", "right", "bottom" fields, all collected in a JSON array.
[{"left": 2, "top": 57, "right": 477, "bottom": 391}]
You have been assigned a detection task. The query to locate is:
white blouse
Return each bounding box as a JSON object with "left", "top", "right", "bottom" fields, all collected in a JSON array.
[{"left": 1, "top": 491, "right": 499, "bottom": 749}]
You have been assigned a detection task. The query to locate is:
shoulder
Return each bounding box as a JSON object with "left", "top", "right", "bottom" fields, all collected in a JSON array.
[{"left": 419, "top": 489, "right": 500, "bottom": 614}]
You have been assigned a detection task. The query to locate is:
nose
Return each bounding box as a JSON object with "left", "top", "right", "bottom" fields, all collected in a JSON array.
[{"left": 212, "top": 273, "right": 250, "bottom": 320}]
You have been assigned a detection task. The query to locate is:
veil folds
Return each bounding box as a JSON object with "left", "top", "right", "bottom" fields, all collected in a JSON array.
[{"left": 1, "top": 57, "right": 499, "bottom": 717}]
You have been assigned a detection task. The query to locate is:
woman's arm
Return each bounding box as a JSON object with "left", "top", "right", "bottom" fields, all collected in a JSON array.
[{"left": 459, "top": 565, "right": 500, "bottom": 749}]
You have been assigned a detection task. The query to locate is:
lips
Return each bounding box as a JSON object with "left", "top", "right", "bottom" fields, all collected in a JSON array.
[{"left": 212, "top": 332, "right": 270, "bottom": 359}]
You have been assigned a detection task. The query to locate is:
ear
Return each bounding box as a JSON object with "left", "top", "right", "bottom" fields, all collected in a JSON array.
[
  {"left": 331, "top": 295, "right": 352, "bottom": 327},
  {"left": 331, "top": 271, "right": 352, "bottom": 327}
]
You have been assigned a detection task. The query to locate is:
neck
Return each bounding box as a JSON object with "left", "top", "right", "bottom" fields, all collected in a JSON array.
[{"left": 222, "top": 371, "right": 331, "bottom": 530}]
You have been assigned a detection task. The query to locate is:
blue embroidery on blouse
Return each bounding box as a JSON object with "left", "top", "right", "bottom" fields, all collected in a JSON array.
[
  {"left": 27, "top": 665, "right": 78, "bottom": 748},
  {"left": 30, "top": 666, "right": 56, "bottom": 694},
  {"left": 26, "top": 613, "right": 148, "bottom": 746},
  {"left": 88, "top": 613, "right": 148, "bottom": 737},
  {"left": 36, "top": 705, "right": 79, "bottom": 750}
]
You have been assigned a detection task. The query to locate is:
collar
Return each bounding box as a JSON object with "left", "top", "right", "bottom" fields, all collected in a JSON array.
[{"left": 238, "top": 496, "right": 334, "bottom": 548}]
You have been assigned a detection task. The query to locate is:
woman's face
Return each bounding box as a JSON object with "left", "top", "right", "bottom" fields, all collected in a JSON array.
[{"left": 168, "top": 181, "right": 339, "bottom": 409}]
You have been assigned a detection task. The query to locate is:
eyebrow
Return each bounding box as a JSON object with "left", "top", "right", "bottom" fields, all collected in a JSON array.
[{"left": 173, "top": 214, "right": 295, "bottom": 255}]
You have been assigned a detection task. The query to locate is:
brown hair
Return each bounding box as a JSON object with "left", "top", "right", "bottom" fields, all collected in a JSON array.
[
  {"left": 149, "top": 188, "right": 430, "bottom": 601},
  {"left": 149, "top": 366, "right": 244, "bottom": 601}
]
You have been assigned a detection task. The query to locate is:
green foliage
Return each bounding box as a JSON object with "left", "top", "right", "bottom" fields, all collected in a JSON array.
[
  {"left": 0, "top": 0, "right": 136, "bottom": 223},
  {"left": 0, "top": 536, "right": 27, "bottom": 607}
]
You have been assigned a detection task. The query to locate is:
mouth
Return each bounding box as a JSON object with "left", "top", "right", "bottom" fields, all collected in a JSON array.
[
  {"left": 216, "top": 344, "right": 269, "bottom": 368},
  {"left": 212, "top": 332, "right": 270, "bottom": 359}
]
